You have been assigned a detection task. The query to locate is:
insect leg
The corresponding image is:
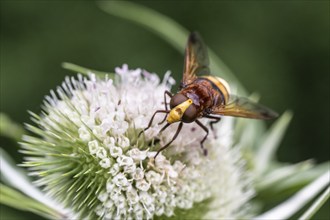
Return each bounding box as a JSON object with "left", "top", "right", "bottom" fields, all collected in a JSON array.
[
  {"left": 204, "top": 115, "right": 221, "bottom": 138},
  {"left": 158, "top": 123, "right": 171, "bottom": 135},
  {"left": 138, "top": 110, "right": 169, "bottom": 138},
  {"left": 158, "top": 90, "right": 173, "bottom": 125},
  {"left": 154, "top": 122, "right": 183, "bottom": 159},
  {"left": 195, "top": 119, "right": 209, "bottom": 156}
]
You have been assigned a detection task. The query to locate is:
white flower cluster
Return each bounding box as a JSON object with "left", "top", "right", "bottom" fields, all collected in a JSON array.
[{"left": 28, "top": 64, "right": 253, "bottom": 219}]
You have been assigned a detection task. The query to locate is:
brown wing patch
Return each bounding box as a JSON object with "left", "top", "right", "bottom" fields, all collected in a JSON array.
[
  {"left": 182, "top": 32, "right": 210, "bottom": 87},
  {"left": 211, "top": 96, "right": 278, "bottom": 120}
]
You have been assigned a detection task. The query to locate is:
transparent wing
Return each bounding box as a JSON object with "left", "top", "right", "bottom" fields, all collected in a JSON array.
[
  {"left": 182, "top": 32, "right": 210, "bottom": 87},
  {"left": 211, "top": 96, "right": 279, "bottom": 120}
]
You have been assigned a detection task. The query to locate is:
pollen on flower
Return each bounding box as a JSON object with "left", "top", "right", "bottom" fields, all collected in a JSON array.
[{"left": 21, "top": 64, "right": 254, "bottom": 219}]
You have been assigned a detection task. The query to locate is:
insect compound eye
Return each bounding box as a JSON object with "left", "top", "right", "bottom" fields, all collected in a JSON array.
[
  {"left": 170, "top": 94, "right": 188, "bottom": 109},
  {"left": 182, "top": 104, "right": 197, "bottom": 123}
]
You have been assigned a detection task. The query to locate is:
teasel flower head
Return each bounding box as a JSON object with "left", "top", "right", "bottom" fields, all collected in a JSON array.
[{"left": 21, "top": 64, "right": 254, "bottom": 219}]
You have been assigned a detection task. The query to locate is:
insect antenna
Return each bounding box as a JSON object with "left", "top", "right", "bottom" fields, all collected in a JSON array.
[{"left": 154, "top": 122, "right": 183, "bottom": 159}]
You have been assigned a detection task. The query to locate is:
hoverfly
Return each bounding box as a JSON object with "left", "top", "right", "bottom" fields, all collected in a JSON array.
[{"left": 140, "top": 32, "right": 278, "bottom": 158}]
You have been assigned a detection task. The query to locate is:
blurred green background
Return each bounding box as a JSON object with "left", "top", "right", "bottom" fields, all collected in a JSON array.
[{"left": 0, "top": 1, "right": 329, "bottom": 219}]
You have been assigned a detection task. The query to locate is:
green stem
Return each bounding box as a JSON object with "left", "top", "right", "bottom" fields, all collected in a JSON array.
[
  {"left": 0, "top": 184, "right": 62, "bottom": 219},
  {"left": 62, "top": 62, "right": 115, "bottom": 79},
  {"left": 97, "top": 1, "right": 247, "bottom": 95},
  {"left": 298, "top": 186, "right": 330, "bottom": 220},
  {"left": 0, "top": 113, "right": 25, "bottom": 141}
]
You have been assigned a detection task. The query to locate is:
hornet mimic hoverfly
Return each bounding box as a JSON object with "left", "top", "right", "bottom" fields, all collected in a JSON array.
[{"left": 140, "top": 32, "right": 278, "bottom": 158}]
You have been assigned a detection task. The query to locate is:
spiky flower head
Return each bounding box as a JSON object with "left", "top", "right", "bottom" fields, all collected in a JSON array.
[{"left": 21, "top": 64, "right": 254, "bottom": 219}]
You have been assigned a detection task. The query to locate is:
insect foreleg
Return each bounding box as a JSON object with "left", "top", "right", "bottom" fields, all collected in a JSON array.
[
  {"left": 154, "top": 122, "right": 183, "bottom": 159},
  {"left": 204, "top": 115, "right": 221, "bottom": 138},
  {"left": 195, "top": 119, "right": 209, "bottom": 156},
  {"left": 158, "top": 123, "right": 171, "bottom": 135},
  {"left": 158, "top": 90, "right": 173, "bottom": 125},
  {"left": 138, "top": 110, "right": 169, "bottom": 138}
]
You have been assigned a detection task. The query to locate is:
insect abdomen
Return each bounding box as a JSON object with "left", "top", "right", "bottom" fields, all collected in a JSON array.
[{"left": 200, "top": 76, "right": 231, "bottom": 105}]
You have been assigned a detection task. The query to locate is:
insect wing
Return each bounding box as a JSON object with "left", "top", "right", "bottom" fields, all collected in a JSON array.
[
  {"left": 182, "top": 32, "right": 210, "bottom": 87},
  {"left": 211, "top": 96, "right": 278, "bottom": 120}
]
